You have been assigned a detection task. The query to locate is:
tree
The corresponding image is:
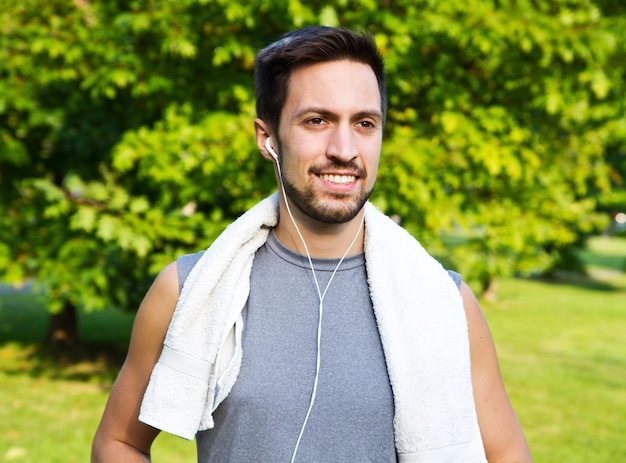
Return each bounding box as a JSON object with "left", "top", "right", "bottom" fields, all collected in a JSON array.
[
  {"left": 1, "top": 0, "right": 625, "bottom": 342},
  {"left": 0, "top": 0, "right": 276, "bottom": 343},
  {"left": 371, "top": 0, "right": 626, "bottom": 293}
]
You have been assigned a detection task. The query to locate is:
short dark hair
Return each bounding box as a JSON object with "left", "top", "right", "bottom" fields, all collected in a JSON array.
[{"left": 255, "top": 26, "right": 387, "bottom": 137}]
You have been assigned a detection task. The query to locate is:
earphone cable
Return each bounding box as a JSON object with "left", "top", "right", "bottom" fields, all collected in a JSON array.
[{"left": 274, "top": 159, "right": 364, "bottom": 463}]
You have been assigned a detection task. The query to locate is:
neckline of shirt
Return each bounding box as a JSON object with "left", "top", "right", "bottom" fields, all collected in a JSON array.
[{"left": 265, "top": 229, "right": 366, "bottom": 272}]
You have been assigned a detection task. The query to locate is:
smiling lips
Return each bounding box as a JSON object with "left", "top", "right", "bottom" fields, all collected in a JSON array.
[{"left": 319, "top": 173, "right": 357, "bottom": 184}]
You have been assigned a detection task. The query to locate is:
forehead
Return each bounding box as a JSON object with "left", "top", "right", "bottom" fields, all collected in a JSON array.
[{"left": 283, "top": 60, "right": 382, "bottom": 117}]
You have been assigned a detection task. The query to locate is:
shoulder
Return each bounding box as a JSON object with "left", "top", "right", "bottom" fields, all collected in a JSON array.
[
  {"left": 130, "top": 261, "right": 181, "bottom": 348},
  {"left": 91, "top": 261, "right": 182, "bottom": 459},
  {"left": 458, "top": 282, "right": 489, "bottom": 343},
  {"left": 458, "top": 281, "right": 534, "bottom": 461}
]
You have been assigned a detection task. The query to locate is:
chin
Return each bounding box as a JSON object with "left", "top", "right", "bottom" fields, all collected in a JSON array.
[
  {"left": 306, "top": 197, "right": 368, "bottom": 224},
  {"left": 284, "top": 179, "right": 372, "bottom": 224}
]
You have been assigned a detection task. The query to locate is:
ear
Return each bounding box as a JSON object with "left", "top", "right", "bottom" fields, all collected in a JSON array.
[{"left": 255, "top": 119, "right": 275, "bottom": 162}]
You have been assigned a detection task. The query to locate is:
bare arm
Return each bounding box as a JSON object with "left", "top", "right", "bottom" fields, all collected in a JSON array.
[
  {"left": 461, "top": 282, "right": 533, "bottom": 463},
  {"left": 91, "top": 262, "right": 180, "bottom": 462}
]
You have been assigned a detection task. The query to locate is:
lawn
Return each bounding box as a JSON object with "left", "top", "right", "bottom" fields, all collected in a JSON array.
[
  {"left": 485, "top": 235, "right": 626, "bottom": 462},
  {"left": 0, "top": 290, "right": 197, "bottom": 462},
  {"left": 1, "top": 236, "right": 625, "bottom": 462}
]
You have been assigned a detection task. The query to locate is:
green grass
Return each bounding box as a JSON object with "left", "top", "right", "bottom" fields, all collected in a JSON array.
[
  {"left": 481, "top": 236, "right": 626, "bottom": 462},
  {"left": 1, "top": 236, "right": 625, "bottom": 462},
  {"left": 0, "top": 291, "right": 196, "bottom": 462},
  {"left": 578, "top": 234, "right": 626, "bottom": 273}
]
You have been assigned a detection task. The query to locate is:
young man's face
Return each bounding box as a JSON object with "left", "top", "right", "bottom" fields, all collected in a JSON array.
[{"left": 276, "top": 59, "right": 383, "bottom": 225}]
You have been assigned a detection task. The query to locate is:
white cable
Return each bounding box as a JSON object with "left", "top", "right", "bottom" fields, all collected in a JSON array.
[{"left": 274, "top": 158, "right": 364, "bottom": 463}]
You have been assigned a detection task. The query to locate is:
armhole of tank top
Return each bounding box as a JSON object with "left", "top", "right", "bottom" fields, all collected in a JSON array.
[
  {"left": 176, "top": 251, "right": 205, "bottom": 293},
  {"left": 447, "top": 269, "right": 462, "bottom": 291}
]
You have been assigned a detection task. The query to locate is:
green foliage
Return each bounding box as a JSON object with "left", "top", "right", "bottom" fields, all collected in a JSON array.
[
  {"left": 1, "top": 0, "right": 625, "bottom": 315},
  {"left": 372, "top": 0, "right": 625, "bottom": 285}
]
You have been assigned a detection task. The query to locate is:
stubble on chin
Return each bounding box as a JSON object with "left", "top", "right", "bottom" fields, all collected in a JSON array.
[{"left": 282, "top": 180, "right": 372, "bottom": 225}]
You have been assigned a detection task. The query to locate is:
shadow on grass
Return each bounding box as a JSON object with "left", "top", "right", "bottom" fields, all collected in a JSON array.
[
  {"left": 1, "top": 340, "right": 128, "bottom": 387},
  {"left": 528, "top": 273, "right": 615, "bottom": 291},
  {"left": 1, "top": 286, "right": 132, "bottom": 387},
  {"left": 526, "top": 270, "right": 626, "bottom": 292}
]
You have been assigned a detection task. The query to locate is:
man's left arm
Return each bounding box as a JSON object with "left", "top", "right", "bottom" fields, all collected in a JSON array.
[{"left": 461, "top": 282, "right": 534, "bottom": 463}]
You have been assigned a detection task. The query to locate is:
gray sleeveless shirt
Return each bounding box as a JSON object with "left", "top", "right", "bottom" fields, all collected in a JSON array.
[{"left": 178, "top": 231, "right": 396, "bottom": 462}]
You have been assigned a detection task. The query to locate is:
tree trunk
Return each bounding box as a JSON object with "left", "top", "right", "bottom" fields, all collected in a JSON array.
[
  {"left": 481, "top": 277, "right": 498, "bottom": 302},
  {"left": 46, "top": 301, "right": 78, "bottom": 345}
]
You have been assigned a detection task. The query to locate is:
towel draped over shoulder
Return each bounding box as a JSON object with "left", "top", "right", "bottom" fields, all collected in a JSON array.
[{"left": 139, "top": 193, "right": 486, "bottom": 462}]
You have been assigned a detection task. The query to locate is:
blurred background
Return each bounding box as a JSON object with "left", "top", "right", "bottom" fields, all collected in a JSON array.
[{"left": 1, "top": 1, "right": 625, "bottom": 461}]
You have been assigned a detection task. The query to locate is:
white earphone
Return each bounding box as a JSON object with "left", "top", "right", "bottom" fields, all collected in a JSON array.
[
  {"left": 265, "top": 137, "right": 279, "bottom": 161},
  {"left": 262, "top": 131, "right": 364, "bottom": 463}
]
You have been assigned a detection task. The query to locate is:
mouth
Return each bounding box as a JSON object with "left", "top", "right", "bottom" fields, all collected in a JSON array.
[{"left": 319, "top": 173, "right": 357, "bottom": 185}]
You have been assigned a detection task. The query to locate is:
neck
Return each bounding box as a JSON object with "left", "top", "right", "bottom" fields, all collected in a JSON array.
[{"left": 274, "top": 204, "right": 365, "bottom": 259}]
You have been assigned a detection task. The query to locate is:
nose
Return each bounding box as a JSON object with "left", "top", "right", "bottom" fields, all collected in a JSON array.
[{"left": 326, "top": 124, "right": 358, "bottom": 163}]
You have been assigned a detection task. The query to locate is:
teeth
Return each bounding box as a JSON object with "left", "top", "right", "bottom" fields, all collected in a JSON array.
[{"left": 320, "top": 174, "right": 356, "bottom": 184}]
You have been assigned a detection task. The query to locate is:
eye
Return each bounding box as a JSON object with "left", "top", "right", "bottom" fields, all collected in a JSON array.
[
  {"left": 357, "top": 120, "right": 376, "bottom": 129},
  {"left": 306, "top": 117, "right": 326, "bottom": 125}
]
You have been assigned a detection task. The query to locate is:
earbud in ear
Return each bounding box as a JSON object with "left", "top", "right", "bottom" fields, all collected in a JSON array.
[{"left": 265, "top": 137, "right": 279, "bottom": 161}]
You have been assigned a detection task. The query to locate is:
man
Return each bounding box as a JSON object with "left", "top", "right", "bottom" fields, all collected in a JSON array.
[{"left": 92, "top": 27, "right": 533, "bottom": 462}]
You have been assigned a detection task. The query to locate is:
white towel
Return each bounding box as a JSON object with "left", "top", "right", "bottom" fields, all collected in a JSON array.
[{"left": 139, "top": 193, "right": 486, "bottom": 462}]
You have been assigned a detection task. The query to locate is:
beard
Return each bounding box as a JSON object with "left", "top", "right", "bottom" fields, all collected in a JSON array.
[{"left": 280, "top": 162, "right": 373, "bottom": 224}]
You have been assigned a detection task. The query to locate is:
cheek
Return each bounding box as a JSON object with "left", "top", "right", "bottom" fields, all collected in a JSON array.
[
  {"left": 367, "top": 161, "right": 380, "bottom": 187},
  {"left": 283, "top": 141, "right": 320, "bottom": 170},
  {"left": 363, "top": 144, "right": 382, "bottom": 173},
  {"left": 280, "top": 150, "right": 310, "bottom": 181}
]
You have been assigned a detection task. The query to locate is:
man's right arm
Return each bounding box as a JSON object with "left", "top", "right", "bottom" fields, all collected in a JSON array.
[{"left": 91, "top": 262, "right": 180, "bottom": 462}]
